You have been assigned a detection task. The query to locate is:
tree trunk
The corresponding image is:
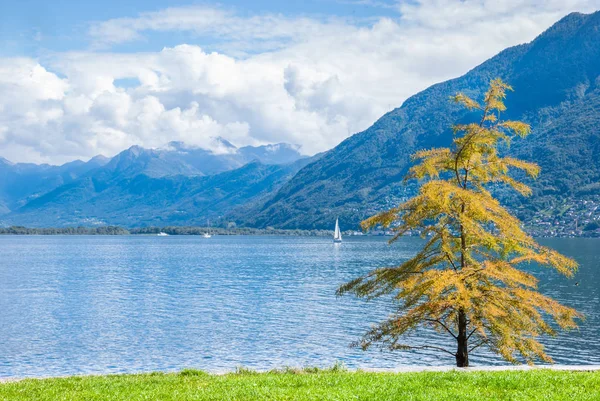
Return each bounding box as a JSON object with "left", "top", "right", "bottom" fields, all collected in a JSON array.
[
  {"left": 457, "top": 197, "right": 469, "bottom": 367},
  {"left": 456, "top": 309, "right": 469, "bottom": 367}
]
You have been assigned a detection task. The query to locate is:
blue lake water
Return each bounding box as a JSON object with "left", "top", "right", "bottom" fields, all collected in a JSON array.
[{"left": 0, "top": 235, "right": 598, "bottom": 378}]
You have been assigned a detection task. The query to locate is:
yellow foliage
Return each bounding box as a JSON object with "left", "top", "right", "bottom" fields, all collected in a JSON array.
[
  {"left": 452, "top": 93, "right": 481, "bottom": 110},
  {"left": 340, "top": 78, "right": 581, "bottom": 366}
]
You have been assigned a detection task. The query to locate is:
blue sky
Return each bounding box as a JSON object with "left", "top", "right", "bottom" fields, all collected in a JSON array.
[
  {"left": 0, "top": 0, "right": 399, "bottom": 56},
  {"left": 0, "top": 0, "right": 598, "bottom": 164}
]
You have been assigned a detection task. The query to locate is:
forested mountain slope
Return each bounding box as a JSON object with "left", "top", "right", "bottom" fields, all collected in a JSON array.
[{"left": 242, "top": 11, "right": 600, "bottom": 232}]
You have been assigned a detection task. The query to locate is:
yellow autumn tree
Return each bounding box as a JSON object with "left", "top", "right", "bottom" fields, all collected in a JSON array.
[{"left": 338, "top": 79, "right": 581, "bottom": 367}]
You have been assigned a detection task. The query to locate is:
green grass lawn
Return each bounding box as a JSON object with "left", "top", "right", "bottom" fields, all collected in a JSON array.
[{"left": 1, "top": 368, "right": 599, "bottom": 401}]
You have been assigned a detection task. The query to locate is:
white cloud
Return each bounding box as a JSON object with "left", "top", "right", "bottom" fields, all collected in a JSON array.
[
  {"left": 0, "top": 0, "right": 599, "bottom": 164},
  {"left": 88, "top": 5, "right": 357, "bottom": 52}
]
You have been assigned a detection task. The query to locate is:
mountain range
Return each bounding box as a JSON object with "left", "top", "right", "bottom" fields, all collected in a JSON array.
[
  {"left": 238, "top": 11, "right": 600, "bottom": 232},
  {"left": 0, "top": 140, "right": 308, "bottom": 227},
  {"left": 2, "top": 11, "right": 600, "bottom": 233}
]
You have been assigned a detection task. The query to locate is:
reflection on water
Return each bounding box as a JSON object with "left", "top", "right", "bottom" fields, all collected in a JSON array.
[{"left": 0, "top": 236, "right": 598, "bottom": 377}]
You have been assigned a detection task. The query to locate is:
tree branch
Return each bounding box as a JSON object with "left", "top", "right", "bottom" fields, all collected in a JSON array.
[
  {"left": 468, "top": 339, "right": 489, "bottom": 353},
  {"left": 479, "top": 105, "right": 490, "bottom": 127},
  {"left": 425, "top": 319, "right": 458, "bottom": 339},
  {"left": 466, "top": 328, "right": 478, "bottom": 340},
  {"left": 397, "top": 344, "right": 456, "bottom": 357},
  {"left": 445, "top": 253, "right": 459, "bottom": 272},
  {"left": 462, "top": 268, "right": 486, "bottom": 281}
]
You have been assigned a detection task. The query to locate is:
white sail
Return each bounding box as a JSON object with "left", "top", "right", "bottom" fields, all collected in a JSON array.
[
  {"left": 203, "top": 219, "right": 212, "bottom": 238},
  {"left": 333, "top": 218, "right": 342, "bottom": 242}
]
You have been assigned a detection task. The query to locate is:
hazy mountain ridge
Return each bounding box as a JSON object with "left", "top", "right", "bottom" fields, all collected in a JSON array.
[
  {"left": 0, "top": 155, "right": 110, "bottom": 212},
  {"left": 89, "top": 139, "right": 304, "bottom": 179},
  {"left": 1, "top": 140, "right": 307, "bottom": 227},
  {"left": 7, "top": 160, "right": 312, "bottom": 227}
]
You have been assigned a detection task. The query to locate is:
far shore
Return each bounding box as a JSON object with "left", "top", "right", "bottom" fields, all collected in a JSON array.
[
  {"left": 0, "top": 226, "right": 333, "bottom": 237},
  {"left": 2, "top": 226, "right": 600, "bottom": 239}
]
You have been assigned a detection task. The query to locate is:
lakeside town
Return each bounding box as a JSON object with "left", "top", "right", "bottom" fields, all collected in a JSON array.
[
  {"left": 372, "top": 191, "right": 600, "bottom": 238},
  {"left": 519, "top": 197, "right": 600, "bottom": 238}
]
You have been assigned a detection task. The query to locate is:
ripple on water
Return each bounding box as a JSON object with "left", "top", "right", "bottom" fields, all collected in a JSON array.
[{"left": 0, "top": 235, "right": 598, "bottom": 377}]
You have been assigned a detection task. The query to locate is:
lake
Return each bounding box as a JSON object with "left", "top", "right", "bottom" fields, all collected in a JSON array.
[{"left": 0, "top": 235, "right": 598, "bottom": 378}]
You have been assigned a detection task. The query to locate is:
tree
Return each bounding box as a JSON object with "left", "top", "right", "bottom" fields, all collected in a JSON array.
[{"left": 338, "top": 79, "right": 582, "bottom": 367}]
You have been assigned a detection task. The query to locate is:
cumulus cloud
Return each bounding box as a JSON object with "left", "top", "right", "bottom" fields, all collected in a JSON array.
[{"left": 0, "top": 0, "right": 598, "bottom": 164}]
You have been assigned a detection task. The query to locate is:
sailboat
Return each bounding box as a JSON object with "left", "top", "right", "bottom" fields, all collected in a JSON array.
[
  {"left": 333, "top": 218, "right": 343, "bottom": 243},
  {"left": 203, "top": 220, "right": 212, "bottom": 238}
]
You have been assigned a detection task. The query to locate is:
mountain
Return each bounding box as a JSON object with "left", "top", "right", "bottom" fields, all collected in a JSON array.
[
  {"left": 238, "top": 143, "right": 303, "bottom": 165},
  {"left": 4, "top": 12, "right": 600, "bottom": 232},
  {"left": 97, "top": 139, "right": 304, "bottom": 179},
  {"left": 1, "top": 140, "right": 310, "bottom": 227},
  {"left": 0, "top": 139, "right": 304, "bottom": 220},
  {"left": 6, "top": 158, "right": 315, "bottom": 227},
  {"left": 0, "top": 155, "right": 110, "bottom": 212},
  {"left": 241, "top": 11, "right": 600, "bottom": 231}
]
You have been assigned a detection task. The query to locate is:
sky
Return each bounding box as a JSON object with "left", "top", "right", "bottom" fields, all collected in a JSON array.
[{"left": 1, "top": 0, "right": 599, "bottom": 164}]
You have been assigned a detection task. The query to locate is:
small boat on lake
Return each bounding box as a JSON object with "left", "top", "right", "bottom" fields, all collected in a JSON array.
[
  {"left": 203, "top": 220, "right": 212, "bottom": 238},
  {"left": 333, "top": 218, "right": 342, "bottom": 243},
  {"left": 157, "top": 232, "right": 169, "bottom": 236}
]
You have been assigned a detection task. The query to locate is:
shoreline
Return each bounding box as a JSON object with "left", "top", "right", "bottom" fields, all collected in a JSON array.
[
  {"left": 2, "top": 226, "right": 600, "bottom": 239},
  {"left": 2, "top": 232, "right": 600, "bottom": 239},
  {"left": 3, "top": 365, "right": 600, "bottom": 383}
]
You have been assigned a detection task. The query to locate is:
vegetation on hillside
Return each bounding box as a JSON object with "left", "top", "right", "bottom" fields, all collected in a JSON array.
[
  {"left": 338, "top": 80, "right": 582, "bottom": 367},
  {"left": 3, "top": 160, "right": 308, "bottom": 228},
  {"left": 0, "top": 226, "right": 130, "bottom": 235},
  {"left": 245, "top": 12, "right": 600, "bottom": 233},
  {"left": 0, "top": 225, "right": 331, "bottom": 236}
]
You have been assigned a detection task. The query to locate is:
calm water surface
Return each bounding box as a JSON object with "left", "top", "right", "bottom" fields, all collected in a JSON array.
[{"left": 0, "top": 235, "right": 598, "bottom": 377}]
